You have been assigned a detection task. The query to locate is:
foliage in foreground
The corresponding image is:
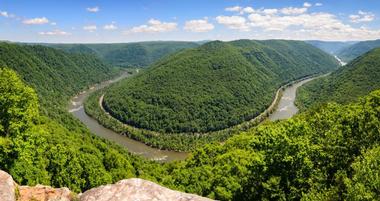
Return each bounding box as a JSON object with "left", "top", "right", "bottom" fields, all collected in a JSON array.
[{"left": 164, "top": 89, "right": 380, "bottom": 200}]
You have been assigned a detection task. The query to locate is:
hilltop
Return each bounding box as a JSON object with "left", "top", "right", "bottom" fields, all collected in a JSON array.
[{"left": 102, "top": 40, "right": 339, "bottom": 133}]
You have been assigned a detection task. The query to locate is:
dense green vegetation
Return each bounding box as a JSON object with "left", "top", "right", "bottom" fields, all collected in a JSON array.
[
  {"left": 296, "top": 47, "right": 380, "bottom": 110},
  {"left": 160, "top": 90, "right": 380, "bottom": 200},
  {"left": 2, "top": 40, "right": 380, "bottom": 201},
  {"left": 0, "top": 67, "right": 156, "bottom": 192},
  {"left": 2, "top": 57, "right": 380, "bottom": 200},
  {"left": 305, "top": 40, "right": 356, "bottom": 54},
  {"left": 85, "top": 86, "right": 269, "bottom": 151},
  {"left": 337, "top": 39, "right": 380, "bottom": 62},
  {"left": 102, "top": 40, "right": 339, "bottom": 134},
  {"left": 47, "top": 41, "right": 200, "bottom": 67},
  {"left": 0, "top": 44, "right": 170, "bottom": 193}
]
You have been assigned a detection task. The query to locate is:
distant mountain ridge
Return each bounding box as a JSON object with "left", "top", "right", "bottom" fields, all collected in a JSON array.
[
  {"left": 296, "top": 47, "right": 380, "bottom": 109},
  {"left": 44, "top": 41, "right": 200, "bottom": 67},
  {"left": 305, "top": 40, "right": 357, "bottom": 55},
  {"left": 336, "top": 39, "right": 380, "bottom": 62}
]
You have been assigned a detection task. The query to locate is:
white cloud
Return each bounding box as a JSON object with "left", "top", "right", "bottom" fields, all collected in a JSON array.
[
  {"left": 350, "top": 10, "right": 375, "bottom": 23},
  {"left": 22, "top": 17, "right": 49, "bottom": 25},
  {"left": 83, "top": 25, "right": 97, "bottom": 32},
  {"left": 0, "top": 11, "right": 9, "bottom": 18},
  {"left": 50, "top": 22, "right": 57, "bottom": 26},
  {"left": 280, "top": 7, "right": 308, "bottom": 15},
  {"left": 39, "top": 30, "right": 71, "bottom": 36},
  {"left": 103, "top": 23, "right": 118, "bottom": 30},
  {"left": 225, "top": 6, "right": 256, "bottom": 14},
  {"left": 248, "top": 12, "right": 346, "bottom": 31},
  {"left": 87, "top": 6, "right": 100, "bottom": 13},
  {"left": 303, "top": 2, "right": 312, "bottom": 8},
  {"left": 216, "top": 15, "right": 250, "bottom": 31},
  {"left": 225, "top": 6, "right": 242, "bottom": 12},
  {"left": 127, "top": 19, "right": 177, "bottom": 33},
  {"left": 245, "top": 9, "right": 380, "bottom": 40},
  {"left": 262, "top": 9, "right": 278, "bottom": 15},
  {"left": 242, "top": 7, "right": 255, "bottom": 14},
  {"left": 315, "top": 3, "right": 323, "bottom": 6},
  {"left": 184, "top": 19, "right": 214, "bottom": 32}
]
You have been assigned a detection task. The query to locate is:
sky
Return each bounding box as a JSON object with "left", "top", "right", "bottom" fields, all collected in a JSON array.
[{"left": 1, "top": 0, "right": 380, "bottom": 43}]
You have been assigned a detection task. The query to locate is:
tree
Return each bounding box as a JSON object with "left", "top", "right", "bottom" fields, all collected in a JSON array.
[{"left": 0, "top": 67, "right": 39, "bottom": 137}]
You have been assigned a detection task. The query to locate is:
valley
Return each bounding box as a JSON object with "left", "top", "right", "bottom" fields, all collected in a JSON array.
[
  {"left": 70, "top": 68, "right": 325, "bottom": 161},
  {"left": 1, "top": 38, "right": 380, "bottom": 200},
  {"left": 1, "top": 1, "right": 380, "bottom": 199}
]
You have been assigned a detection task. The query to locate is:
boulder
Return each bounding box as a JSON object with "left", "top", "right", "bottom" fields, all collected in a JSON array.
[
  {"left": 18, "top": 185, "right": 73, "bottom": 201},
  {"left": 80, "top": 178, "right": 213, "bottom": 201},
  {"left": 0, "top": 170, "right": 16, "bottom": 201}
]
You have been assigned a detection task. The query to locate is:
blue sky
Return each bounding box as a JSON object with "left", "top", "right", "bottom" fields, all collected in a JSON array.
[{"left": 1, "top": 0, "right": 379, "bottom": 43}]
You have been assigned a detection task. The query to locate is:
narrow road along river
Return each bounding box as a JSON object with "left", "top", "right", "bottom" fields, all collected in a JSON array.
[{"left": 68, "top": 71, "right": 320, "bottom": 162}]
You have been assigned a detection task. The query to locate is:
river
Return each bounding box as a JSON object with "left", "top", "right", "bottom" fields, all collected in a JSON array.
[
  {"left": 68, "top": 71, "right": 319, "bottom": 162},
  {"left": 268, "top": 77, "right": 316, "bottom": 121}
]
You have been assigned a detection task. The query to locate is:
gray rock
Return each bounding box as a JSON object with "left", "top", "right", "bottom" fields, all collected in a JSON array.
[
  {"left": 0, "top": 170, "right": 16, "bottom": 201},
  {"left": 80, "top": 178, "right": 213, "bottom": 201}
]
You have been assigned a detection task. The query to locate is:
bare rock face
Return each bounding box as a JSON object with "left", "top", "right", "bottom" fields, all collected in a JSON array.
[
  {"left": 0, "top": 170, "right": 74, "bottom": 201},
  {"left": 0, "top": 170, "right": 16, "bottom": 201},
  {"left": 80, "top": 178, "right": 213, "bottom": 201},
  {"left": 18, "top": 185, "right": 73, "bottom": 201},
  {"left": 0, "top": 170, "right": 212, "bottom": 201}
]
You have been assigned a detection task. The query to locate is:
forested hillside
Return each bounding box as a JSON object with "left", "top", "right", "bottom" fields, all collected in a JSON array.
[
  {"left": 296, "top": 47, "right": 380, "bottom": 110},
  {"left": 48, "top": 41, "right": 199, "bottom": 67},
  {"left": 102, "top": 40, "right": 339, "bottom": 134},
  {"left": 337, "top": 39, "right": 380, "bottom": 62},
  {"left": 2, "top": 66, "right": 380, "bottom": 200},
  {"left": 0, "top": 42, "right": 119, "bottom": 125}
]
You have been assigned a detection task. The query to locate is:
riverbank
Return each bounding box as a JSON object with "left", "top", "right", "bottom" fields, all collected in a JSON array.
[
  {"left": 68, "top": 70, "right": 188, "bottom": 161},
  {"left": 81, "top": 72, "right": 324, "bottom": 155}
]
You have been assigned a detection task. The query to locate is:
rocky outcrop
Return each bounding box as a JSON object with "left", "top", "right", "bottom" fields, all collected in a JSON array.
[
  {"left": 18, "top": 185, "right": 73, "bottom": 201},
  {"left": 80, "top": 178, "right": 213, "bottom": 201},
  {"left": 0, "top": 170, "right": 213, "bottom": 201},
  {"left": 0, "top": 170, "right": 16, "bottom": 201}
]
